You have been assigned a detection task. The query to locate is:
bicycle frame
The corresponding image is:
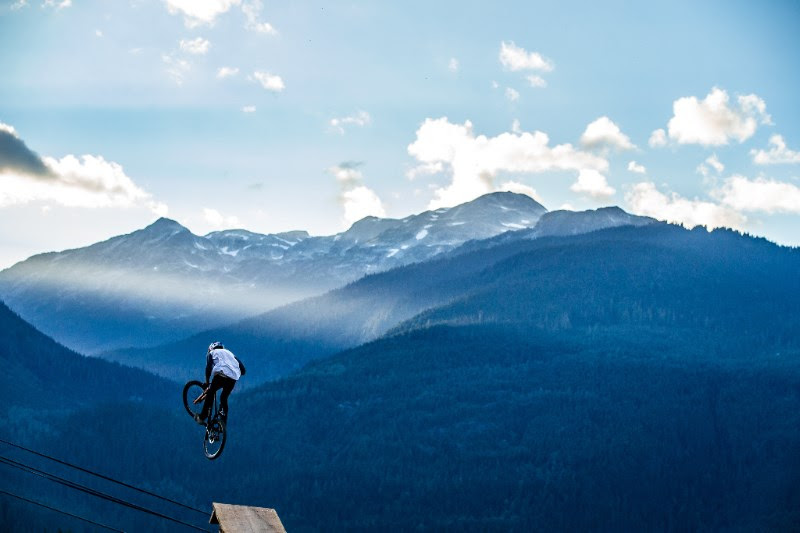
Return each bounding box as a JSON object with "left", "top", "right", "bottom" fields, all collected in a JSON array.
[{"left": 193, "top": 387, "right": 219, "bottom": 427}]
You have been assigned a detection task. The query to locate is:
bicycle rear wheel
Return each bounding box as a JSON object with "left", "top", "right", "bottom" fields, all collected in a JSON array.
[
  {"left": 203, "top": 418, "right": 226, "bottom": 460},
  {"left": 182, "top": 380, "right": 206, "bottom": 418}
]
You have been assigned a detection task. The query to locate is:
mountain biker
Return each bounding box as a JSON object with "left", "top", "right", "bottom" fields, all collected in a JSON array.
[{"left": 195, "top": 341, "right": 246, "bottom": 425}]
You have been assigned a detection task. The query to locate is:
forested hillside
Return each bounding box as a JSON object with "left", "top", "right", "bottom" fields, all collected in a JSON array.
[
  {"left": 0, "top": 300, "right": 175, "bottom": 417},
  {"left": 12, "top": 324, "right": 799, "bottom": 530},
  {"left": 397, "top": 224, "right": 800, "bottom": 348}
]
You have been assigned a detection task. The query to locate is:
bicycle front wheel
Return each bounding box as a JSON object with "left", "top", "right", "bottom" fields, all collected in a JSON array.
[
  {"left": 204, "top": 418, "right": 226, "bottom": 460},
  {"left": 182, "top": 380, "right": 206, "bottom": 418}
]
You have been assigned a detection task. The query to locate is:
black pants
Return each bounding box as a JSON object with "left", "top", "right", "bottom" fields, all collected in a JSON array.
[{"left": 201, "top": 374, "right": 236, "bottom": 420}]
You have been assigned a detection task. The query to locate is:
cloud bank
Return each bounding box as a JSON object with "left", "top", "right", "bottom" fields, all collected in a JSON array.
[
  {"left": 407, "top": 117, "right": 609, "bottom": 209},
  {"left": 0, "top": 121, "right": 166, "bottom": 214},
  {"left": 712, "top": 176, "right": 800, "bottom": 214},
  {"left": 626, "top": 175, "right": 800, "bottom": 230},
  {"left": 626, "top": 182, "right": 746, "bottom": 230}
]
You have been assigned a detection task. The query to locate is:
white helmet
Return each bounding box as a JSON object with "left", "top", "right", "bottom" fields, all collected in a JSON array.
[{"left": 208, "top": 341, "right": 224, "bottom": 352}]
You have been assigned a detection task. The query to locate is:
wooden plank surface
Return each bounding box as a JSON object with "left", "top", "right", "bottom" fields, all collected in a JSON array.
[{"left": 210, "top": 502, "right": 287, "bottom": 533}]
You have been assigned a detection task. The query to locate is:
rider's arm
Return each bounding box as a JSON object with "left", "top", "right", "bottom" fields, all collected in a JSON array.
[{"left": 205, "top": 351, "right": 212, "bottom": 385}]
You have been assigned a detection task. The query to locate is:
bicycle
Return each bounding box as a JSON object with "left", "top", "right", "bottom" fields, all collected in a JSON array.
[{"left": 182, "top": 380, "right": 227, "bottom": 460}]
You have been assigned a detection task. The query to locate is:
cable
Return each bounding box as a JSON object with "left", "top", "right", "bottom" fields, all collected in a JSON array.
[
  {"left": 0, "top": 456, "right": 208, "bottom": 532},
  {"left": 0, "top": 488, "right": 125, "bottom": 532},
  {"left": 0, "top": 455, "right": 208, "bottom": 532},
  {"left": 0, "top": 437, "right": 205, "bottom": 516}
]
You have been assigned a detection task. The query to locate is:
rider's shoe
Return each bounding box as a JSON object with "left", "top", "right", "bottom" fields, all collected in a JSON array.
[
  {"left": 218, "top": 408, "right": 227, "bottom": 420},
  {"left": 193, "top": 414, "right": 206, "bottom": 426}
]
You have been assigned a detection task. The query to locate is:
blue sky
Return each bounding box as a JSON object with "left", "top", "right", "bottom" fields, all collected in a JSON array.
[{"left": 1, "top": 0, "right": 799, "bottom": 268}]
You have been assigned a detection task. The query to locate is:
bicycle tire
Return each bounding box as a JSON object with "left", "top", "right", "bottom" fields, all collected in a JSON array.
[
  {"left": 182, "top": 380, "right": 206, "bottom": 418},
  {"left": 203, "top": 418, "right": 226, "bottom": 460}
]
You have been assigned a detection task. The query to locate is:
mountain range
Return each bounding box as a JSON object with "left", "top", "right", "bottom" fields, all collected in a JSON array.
[
  {"left": 0, "top": 192, "right": 550, "bottom": 353},
  {"left": 96, "top": 203, "right": 655, "bottom": 384}
]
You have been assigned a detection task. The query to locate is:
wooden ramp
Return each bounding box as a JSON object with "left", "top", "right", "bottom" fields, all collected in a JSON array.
[{"left": 210, "top": 502, "right": 286, "bottom": 533}]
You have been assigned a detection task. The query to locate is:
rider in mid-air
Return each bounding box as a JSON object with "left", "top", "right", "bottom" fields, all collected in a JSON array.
[{"left": 195, "top": 341, "right": 246, "bottom": 425}]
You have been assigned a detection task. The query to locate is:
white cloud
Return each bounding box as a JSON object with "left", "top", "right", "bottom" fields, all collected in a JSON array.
[
  {"left": 407, "top": 117, "right": 609, "bottom": 209},
  {"left": 648, "top": 128, "right": 667, "bottom": 147},
  {"left": 499, "top": 41, "right": 553, "bottom": 72},
  {"left": 242, "top": 105, "right": 256, "bottom": 113},
  {"left": 580, "top": 116, "right": 635, "bottom": 151},
  {"left": 0, "top": 123, "right": 18, "bottom": 136},
  {"left": 251, "top": 71, "right": 284, "bottom": 92},
  {"left": 329, "top": 111, "right": 371, "bottom": 134},
  {"left": 706, "top": 154, "right": 724, "bottom": 173},
  {"left": 712, "top": 175, "right": 800, "bottom": 214},
  {"left": 751, "top": 134, "right": 800, "bottom": 165},
  {"left": 405, "top": 161, "right": 443, "bottom": 181},
  {"left": 203, "top": 207, "right": 241, "bottom": 228},
  {"left": 498, "top": 180, "right": 542, "bottom": 203},
  {"left": 627, "top": 161, "right": 646, "bottom": 174},
  {"left": 664, "top": 87, "right": 771, "bottom": 146},
  {"left": 95, "top": 29, "right": 103, "bottom": 38},
  {"left": 0, "top": 122, "right": 166, "bottom": 215},
  {"left": 11, "top": 0, "right": 28, "bottom": 10},
  {"left": 448, "top": 58, "right": 459, "bottom": 72},
  {"left": 179, "top": 37, "right": 211, "bottom": 55},
  {"left": 739, "top": 94, "right": 771, "bottom": 123},
  {"left": 625, "top": 182, "right": 745, "bottom": 230},
  {"left": 328, "top": 163, "right": 363, "bottom": 186},
  {"left": 697, "top": 154, "right": 725, "bottom": 178},
  {"left": 491, "top": 80, "right": 499, "bottom": 89},
  {"left": 164, "top": 0, "right": 241, "bottom": 27},
  {"left": 570, "top": 169, "right": 616, "bottom": 199},
  {"left": 328, "top": 163, "right": 385, "bottom": 225},
  {"left": 241, "top": 0, "right": 277, "bottom": 34},
  {"left": 0, "top": 155, "right": 165, "bottom": 212},
  {"left": 526, "top": 75, "right": 546, "bottom": 88},
  {"left": 162, "top": 53, "right": 191, "bottom": 85},
  {"left": 42, "top": 0, "right": 71, "bottom": 9},
  {"left": 511, "top": 119, "right": 522, "bottom": 134},
  {"left": 216, "top": 66, "right": 239, "bottom": 79},
  {"left": 695, "top": 164, "right": 708, "bottom": 177},
  {"left": 505, "top": 87, "right": 520, "bottom": 102},
  {"left": 340, "top": 186, "right": 386, "bottom": 225}
]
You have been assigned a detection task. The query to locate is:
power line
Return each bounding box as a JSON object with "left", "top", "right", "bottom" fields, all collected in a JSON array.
[
  {"left": 0, "top": 488, "right": 125, "bottom": 533},
  {"left": 0, "top": 437, "right": 205, "bottom": 516},
  {"left": 0, "top": 456, "right": 207, "bottom": 532},
  {"left": 0, "top": 455, "right": 208, "bottom": 532}
]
